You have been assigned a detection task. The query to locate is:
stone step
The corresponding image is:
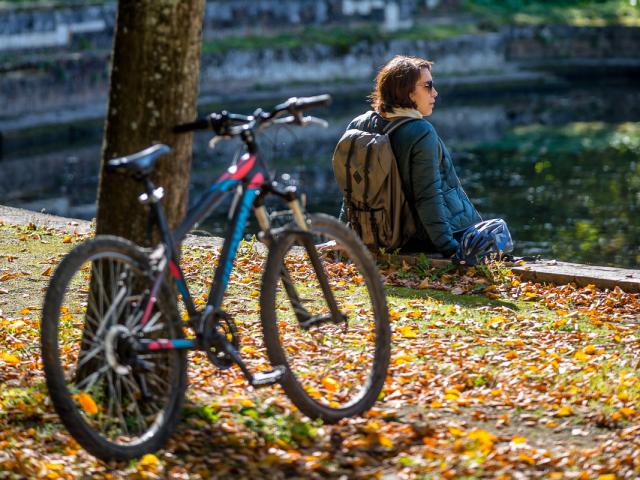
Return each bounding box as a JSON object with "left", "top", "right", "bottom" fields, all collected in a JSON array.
[{"left": 383, "top": 252, "right": 640, "bottom": 293}]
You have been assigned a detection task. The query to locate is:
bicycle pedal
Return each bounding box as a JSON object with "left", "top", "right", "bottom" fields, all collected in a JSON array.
[{"left": 250, "top": 366, "right": 286, "bottom": 387}]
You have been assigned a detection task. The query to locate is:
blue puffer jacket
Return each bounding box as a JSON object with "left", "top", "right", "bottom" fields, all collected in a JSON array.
[{"left": 346, "top": 111, "right": 481, "bottom": 256}]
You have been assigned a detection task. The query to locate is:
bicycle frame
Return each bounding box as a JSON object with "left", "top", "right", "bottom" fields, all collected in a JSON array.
[
  {"left": 136, "top": 148, "right": 319, "bottom": 358},
  {"left": 134, "top": 150, "right": 262, "bottom": 349}
]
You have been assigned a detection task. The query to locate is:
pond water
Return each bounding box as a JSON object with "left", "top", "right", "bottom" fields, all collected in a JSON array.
[{"left": 1, "top": 79, "right": 639, "bottom": 268}]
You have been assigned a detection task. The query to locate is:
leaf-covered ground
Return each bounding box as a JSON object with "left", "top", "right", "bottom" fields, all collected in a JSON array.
[{"left": 1, "top": 221, "right": 639, "bottom": 479}]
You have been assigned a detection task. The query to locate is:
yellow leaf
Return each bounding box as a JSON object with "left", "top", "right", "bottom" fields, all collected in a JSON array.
[
  {"left": 467, "top": 428, "right": 496, "bottom": 447},
  {"left": 555, "top": 406, "right": 573, "bottom": 417},
  {"left": 63, "top": 236, "right": 72, "bottom": 244},
  {"left": 392, "top": 352, "right": 413, "bottom": 365},
  {"left": 574, "top": 351, "right": 588, "bottom": 362},
  {"left": 240, "top": 398, "right": 254, "bottom": 408},
  {"left": 322, "top": 377, "right": 339, "bottom": 392},
  {"left": 584, "top": 344, "right": 597, "bottom": 355},
  {"left": 448, "top": 426, "right": 465, "bottom": 436},
  {"left": 431, "top": 400, "right": 443, "bottom": 408},
  {"left": 488, "top": 316, "right": 506, "bottom": 326},
  {"left": 1, "top": 353, "right": 20, "bottom": 365},
  {"left": 511, "top": 435, "right": 527, "bottom": 444},
  {"left": 138, "top": 453, "right": 160, "bottom": 468},
  {"left": 617, "top": 392, "right": 630, "bottom": 402},
  {"left": 18, "top": 308, "right": 32, "bottom": 315},
  {"left": 598, "top": 475, "right": 616, "bottom": 480},
  {"left": 619, "top": 407, "right": 635, "bottom": 417},
  {"left": 77, "top": 392, "right": 99, "bottom": 415},
  {"left": 398, "top": 325, "right": 418, "bottom": 339},
  {"left": 241, "top": 346, "right": 258, "bottom": 355},
  {"left": 407, "top": 311, "right": 422, "bottom": 319}
]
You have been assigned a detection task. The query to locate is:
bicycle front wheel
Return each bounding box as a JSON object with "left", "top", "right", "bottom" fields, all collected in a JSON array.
[
  {"left": 41, "top": 236, "right": 187, "bottom": 461},
  {"left": 260, "top": 214, "right": 390, "bottom": 423}
]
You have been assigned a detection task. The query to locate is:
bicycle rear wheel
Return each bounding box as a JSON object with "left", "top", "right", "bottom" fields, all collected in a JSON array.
[
  {"left": 260, "top": 213, "right": 390, "bottom": 423},
  {"left": 41, "top": 236, "right": 187, "bottom": 461}
]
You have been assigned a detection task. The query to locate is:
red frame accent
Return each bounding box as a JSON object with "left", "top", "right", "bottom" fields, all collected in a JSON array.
[{"left": 220, "top": 153, "right": 257, "bottom": 181}]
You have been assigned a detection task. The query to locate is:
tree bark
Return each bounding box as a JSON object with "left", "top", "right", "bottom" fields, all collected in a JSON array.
[{"left": 95, "top": 0, "right": 205, "bottom": 242}]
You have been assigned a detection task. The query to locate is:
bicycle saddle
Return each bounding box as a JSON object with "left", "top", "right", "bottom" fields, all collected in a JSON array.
[{"left": 105, "top": 144, "right": 171, "bottom": 177}]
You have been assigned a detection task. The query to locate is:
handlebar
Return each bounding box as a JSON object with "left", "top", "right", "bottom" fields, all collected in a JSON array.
[
  {"left": 173, "top": 94, "right": 331, "bottom": 137},
  {"left": 272, "top": 94, "right": 331, "bottom": 114}
]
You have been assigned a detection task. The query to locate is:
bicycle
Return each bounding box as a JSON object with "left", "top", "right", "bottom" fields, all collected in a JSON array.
[{"left": 41, "top": 95, "right": 391, "bottom": 461}]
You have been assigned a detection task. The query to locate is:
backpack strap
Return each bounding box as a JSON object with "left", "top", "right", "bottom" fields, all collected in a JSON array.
[
  {"left": 344, "top": 137, "right": 360, "bottom": 235},
  {"left": 362, "top": 141, "right": 381, "bottom": 247},
  {"left": 382, "top": 116, "right": 420, "bottom": 135}
]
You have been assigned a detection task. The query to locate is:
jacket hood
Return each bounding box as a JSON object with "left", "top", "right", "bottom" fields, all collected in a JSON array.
[{"left": 347, "top": 110, "right": 390, "bottom": 134}]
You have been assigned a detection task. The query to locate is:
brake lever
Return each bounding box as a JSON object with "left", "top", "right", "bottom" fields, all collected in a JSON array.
[
  {"left": 302, "top": 116, "right": 329, "bottom": 128},
  {"left": 209, "top": 136, "right": 228, "bottom": 149},
  {"left": 272, "top": 115, "right": 295, "bottom": 125}
]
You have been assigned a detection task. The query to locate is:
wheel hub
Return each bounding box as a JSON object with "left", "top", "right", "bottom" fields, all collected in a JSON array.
[{"left": 105, "top": 325, "right": 135, "bottom": 375}]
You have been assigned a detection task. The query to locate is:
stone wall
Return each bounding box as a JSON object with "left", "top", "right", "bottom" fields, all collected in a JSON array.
[
  {"left": 507, "top": 25, "right": 640, "bottom": 61},
  {"left": 2, "top": 24, "right": 640, "bottom": 123},
  {"left": 0, "top": 0, "right": 458, "bottom": 51}
]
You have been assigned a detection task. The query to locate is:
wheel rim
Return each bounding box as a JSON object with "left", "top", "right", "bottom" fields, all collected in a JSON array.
[{"left": 50, "top": 251, "right": 180, "bottom": 447}]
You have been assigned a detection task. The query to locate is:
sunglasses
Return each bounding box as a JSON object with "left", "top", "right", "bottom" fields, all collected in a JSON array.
[{"left": 420, "top": 80, "right": 435, "bottom": 91}]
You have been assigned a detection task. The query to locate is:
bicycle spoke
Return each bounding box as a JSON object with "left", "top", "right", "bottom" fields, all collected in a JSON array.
[{"left": 75, "top": 364, "right": 109, "bottom": 391}]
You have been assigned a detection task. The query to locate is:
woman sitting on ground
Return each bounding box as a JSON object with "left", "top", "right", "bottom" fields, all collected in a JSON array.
[{"left": 339, "top": 54, "right": 484, "bottom": 258}]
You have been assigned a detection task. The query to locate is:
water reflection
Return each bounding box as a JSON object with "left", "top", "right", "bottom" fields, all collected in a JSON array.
[
  {"left": 460, "top": 123, "right": 640, "bottom": 267},
  {"left": 1, "top": 84, "right": 639, "bottom": 267}
]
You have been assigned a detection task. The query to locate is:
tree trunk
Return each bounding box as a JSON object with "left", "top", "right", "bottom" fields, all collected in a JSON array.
[
  {"left": 95, "top": 0, "right": 205, "bottom": 242},
  {"left": 75, "top": 0, "right": 204, "bottom": 384}
]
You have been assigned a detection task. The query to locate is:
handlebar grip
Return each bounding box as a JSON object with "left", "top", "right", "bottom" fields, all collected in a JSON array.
[
  {"left": 274, "top": 94, "right": 332, "bottom": 114},
  {"left": 173, "top": 118, "right": 210, "bottom": 134},
  {"left": 292, "top": 94, "right": 332, "bottom": 110}
]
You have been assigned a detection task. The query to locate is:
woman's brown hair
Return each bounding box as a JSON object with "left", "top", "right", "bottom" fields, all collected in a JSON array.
[{"left": 369, "top": 55, "right": 433, "bottom": 114}]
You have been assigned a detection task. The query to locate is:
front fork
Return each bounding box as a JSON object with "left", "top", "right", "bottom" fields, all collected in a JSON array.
[{"left": 255, "top": 196, "right": 345, "bottom": 329}]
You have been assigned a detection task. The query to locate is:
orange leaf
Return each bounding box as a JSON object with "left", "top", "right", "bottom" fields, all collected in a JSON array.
[
  {"left": 378, "top": 433, "right": 394, "bottom": 448},
  {"left": 321, "top": 377, "right": 339, "bottom": 392},
  {"left": 519, "top": 452, "right": 536, "bottom": 465},
  {"left": 77, "top": 392, "right": 99, "bottom": 415}
]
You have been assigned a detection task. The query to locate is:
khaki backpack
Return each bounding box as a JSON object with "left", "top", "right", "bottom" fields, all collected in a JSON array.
[{"left": 332, "top": 117, "right": 418, "bottom": 251}]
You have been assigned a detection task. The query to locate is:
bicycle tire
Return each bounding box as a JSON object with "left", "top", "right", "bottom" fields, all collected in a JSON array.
[
  {"left": 260, "top": 213, "right": 390, "bottom": 423},
  {"left": 41, "top": 235, "right": 187, "bottom": 461}
]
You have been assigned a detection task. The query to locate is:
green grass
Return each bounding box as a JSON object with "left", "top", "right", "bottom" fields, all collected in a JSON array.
[
  {"left": 463, "top": 0, "right": 640, "bottom": 27},
  {"left": 202, "top": 22, "right": 479, "bottom": 55}
]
